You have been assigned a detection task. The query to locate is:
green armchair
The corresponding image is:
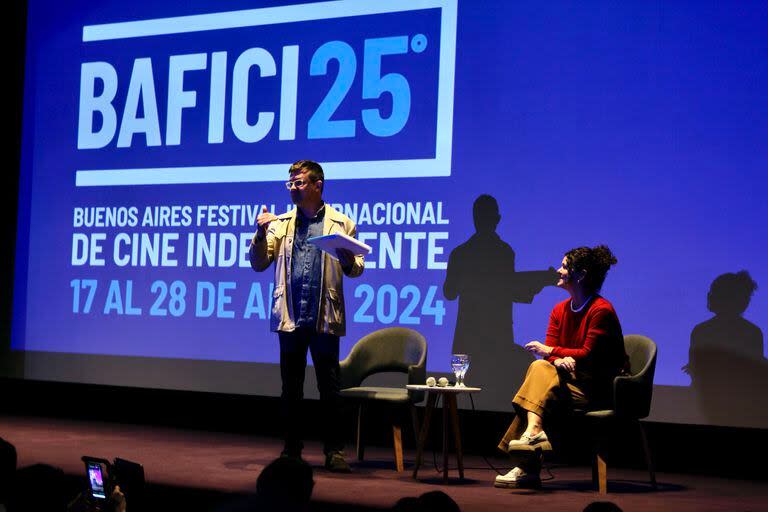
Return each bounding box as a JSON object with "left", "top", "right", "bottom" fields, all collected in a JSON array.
[{"left": 339, "top": 327, "right": 428, "bottom": 472}]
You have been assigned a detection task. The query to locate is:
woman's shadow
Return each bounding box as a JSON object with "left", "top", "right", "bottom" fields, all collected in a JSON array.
[{"left": 684, "top": 271, "right": 766, "bottom": 427}]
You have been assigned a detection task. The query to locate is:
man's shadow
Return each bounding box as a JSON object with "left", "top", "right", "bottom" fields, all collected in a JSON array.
[
  {"left": 684, "top": 271, "right": 766, "bottom": 427},
  {"left": 443, "top": 195, "right": 557, "bottom": 406}
]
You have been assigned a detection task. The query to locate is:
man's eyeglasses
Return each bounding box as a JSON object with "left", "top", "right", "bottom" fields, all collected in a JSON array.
[{"left": 285, "top": 179, "right": 309, "bottom": 190}]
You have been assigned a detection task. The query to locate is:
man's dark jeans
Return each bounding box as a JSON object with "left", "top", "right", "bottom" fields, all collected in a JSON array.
[{"left": 278, "top": 328, "right": 344, "bottom": 455}]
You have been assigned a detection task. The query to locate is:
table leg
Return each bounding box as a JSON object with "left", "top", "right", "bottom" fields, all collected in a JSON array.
[
  {"left": 412, "top": 392, "right": 437, "bottom": 479},
  {"left": 442, "top": 395, "right": 449, "bottom": 483},
  {"left": 446, "top": 394, "right": 464, "bottom": 479},
  {"left": 356, "top": 404, "right": 365, "bottom": 461}
]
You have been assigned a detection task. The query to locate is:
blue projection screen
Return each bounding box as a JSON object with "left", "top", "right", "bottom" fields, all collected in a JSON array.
[{"left": 11, "top": 0, "right": 768, "bottom": 428}]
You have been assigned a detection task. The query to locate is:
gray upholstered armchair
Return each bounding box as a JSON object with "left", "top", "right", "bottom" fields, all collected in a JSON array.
[
  {"left": 583, "top": 334, "right": 658, "bottom": 493},
  {"left": 339, "top": 327, "right": 428, "bottom": 472}
]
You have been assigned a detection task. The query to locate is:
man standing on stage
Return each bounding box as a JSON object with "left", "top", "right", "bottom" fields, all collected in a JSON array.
[{"left": 250, "top": 160, "right": 364, "bottom": 472}]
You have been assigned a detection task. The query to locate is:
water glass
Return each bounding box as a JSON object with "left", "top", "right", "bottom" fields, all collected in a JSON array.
[{"left": 450, "top": 354, "right": 470, "bottom": 387}]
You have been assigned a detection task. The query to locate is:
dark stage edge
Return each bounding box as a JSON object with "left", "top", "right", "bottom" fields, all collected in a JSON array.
[{"left": 1, "top": 415, "right": 766, "bottom": 512}]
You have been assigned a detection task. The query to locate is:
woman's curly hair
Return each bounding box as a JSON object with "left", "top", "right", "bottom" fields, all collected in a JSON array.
[{"left": 564, "top": 245, "right": 617, "bottom": 293}]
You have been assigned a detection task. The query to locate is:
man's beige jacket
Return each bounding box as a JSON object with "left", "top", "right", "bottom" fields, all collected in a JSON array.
[{"left": 249, "top": 205, "right": 364, "bottom": 336}]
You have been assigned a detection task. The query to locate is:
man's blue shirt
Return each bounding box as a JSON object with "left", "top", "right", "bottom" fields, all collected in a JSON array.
[{"left": 290, "top": 205, "right": 325, "bottom": 328}]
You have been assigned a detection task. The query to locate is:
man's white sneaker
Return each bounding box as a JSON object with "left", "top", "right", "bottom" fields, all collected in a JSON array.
[
  {"left": 507, "top": 430, "right": 548, "bottom": 449},
  {"left": 494, "top": 467, "right": 541, "bottom": 489}
]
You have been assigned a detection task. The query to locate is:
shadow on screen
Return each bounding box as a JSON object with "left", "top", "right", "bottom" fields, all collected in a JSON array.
[
  {"left": 442, "top": 195, "right": 557, "bottom": 407},
  {"left": 683, "top": 271, "right": 767, "bottom": 426}
]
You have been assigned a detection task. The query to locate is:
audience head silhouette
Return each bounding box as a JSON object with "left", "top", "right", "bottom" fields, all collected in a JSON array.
[
  {"left": 391, "top": 491, "right": 460, "bottom": 512},
  {"left": 417, "top": 491, "right": 461, "bottom": 512},
  {"left": 473, "top": 194, "right": 500, "bottom": 233},
  {"left": 391, "top": 496, "right": 419, "bottom": 512},
  {"left": 583, "top": 501, "right": 623, "bottom": 512},
  {"left": 0, "top": 438, "right": 16, "bottom": 506},
  {"left": 256, "top": 457, "right": 314, "bottom": 511},
  {"left": 7, "top": 464, "right": 69, "bottom": 512},
  {"left": 707, "top": 270, "right": 757, "bottom": 316}
]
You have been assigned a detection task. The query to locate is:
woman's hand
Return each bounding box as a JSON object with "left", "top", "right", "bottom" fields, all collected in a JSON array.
[
  {"left": 554, "top": 357, "right": 576, "bottom": 372},
  {"left": 524, "top": 341, "right": 552, "bottom": 358}
]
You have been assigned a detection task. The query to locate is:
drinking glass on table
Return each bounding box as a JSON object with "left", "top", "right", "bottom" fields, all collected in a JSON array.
[{"left": 450, "top": 354, "right": 470, "bottom": 387}]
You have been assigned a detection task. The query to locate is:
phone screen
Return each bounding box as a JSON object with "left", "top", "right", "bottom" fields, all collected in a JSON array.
[{"left": 87, "top": 462, "right": 107, "bottom": 499}]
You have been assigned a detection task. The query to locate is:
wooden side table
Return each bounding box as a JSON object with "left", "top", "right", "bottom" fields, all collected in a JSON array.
[{"left": 406, "top": 384, "right": 481, "bottom": 482}]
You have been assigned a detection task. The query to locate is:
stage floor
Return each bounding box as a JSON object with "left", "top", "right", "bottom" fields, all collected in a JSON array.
[{"left": 1, "top": 415, "right": 766, "bottom": 511}]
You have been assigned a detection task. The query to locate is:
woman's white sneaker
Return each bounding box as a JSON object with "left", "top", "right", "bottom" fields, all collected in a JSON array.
[
  {"left": 494, "top": 467, "right": 541, "bottom": 489},
  {"left": 507, "top": 430, "right": 548, "bottom": 449}
]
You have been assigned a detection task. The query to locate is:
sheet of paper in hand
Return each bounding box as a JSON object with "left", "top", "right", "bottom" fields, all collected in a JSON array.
[{"left": 307, "top": 233, "right": 372, "bottom": 259}]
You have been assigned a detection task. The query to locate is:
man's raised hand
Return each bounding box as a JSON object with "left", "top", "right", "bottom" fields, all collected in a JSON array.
[{"left": 257, "top": 206, "right": 278, "bottom": 237}]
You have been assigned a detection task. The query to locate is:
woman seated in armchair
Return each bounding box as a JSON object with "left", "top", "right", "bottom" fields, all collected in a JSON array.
[{"left": 495, "top": 245, "right": 628, "bottom": 488}]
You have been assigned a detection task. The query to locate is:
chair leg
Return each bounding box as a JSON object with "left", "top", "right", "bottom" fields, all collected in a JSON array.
[
  {"left": 590, "top": 419, "right": 607, "bottom": 494},
  {"left": 596, "top": 452, "right": 607, "bottom": 495},
  {"left": 592, "top": 456, "right": 598, "bottom": 488},
  {"left": 356, "top": 404, "right": 365, "bottom": 461},
  {"left": 392, "top": 424, "right": 404, "bottom": 472},
  {"left": 638, "top": 420, "right": 657, "bottom": 489}
]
